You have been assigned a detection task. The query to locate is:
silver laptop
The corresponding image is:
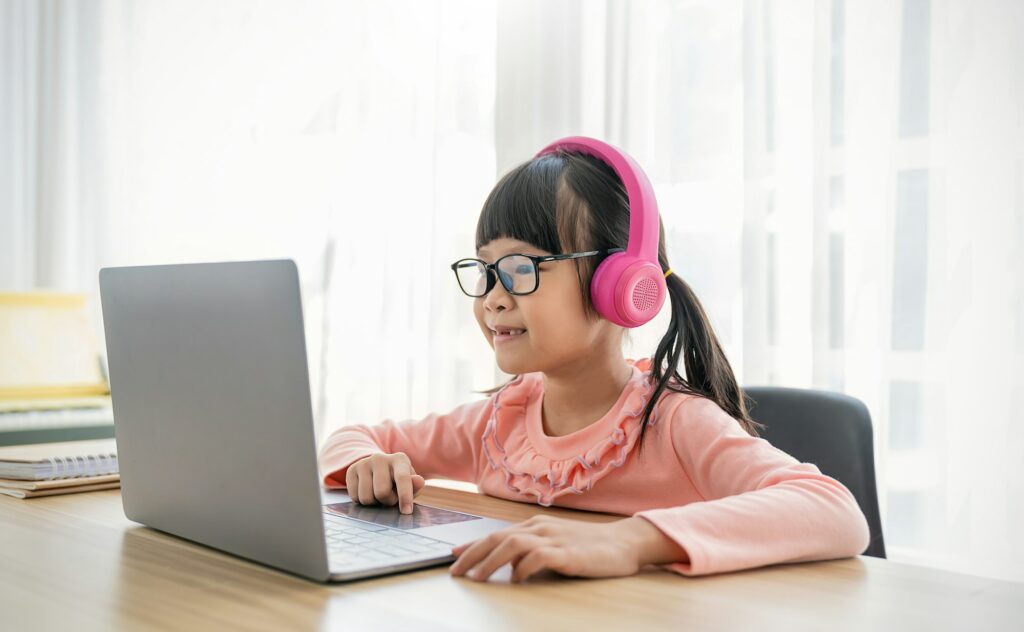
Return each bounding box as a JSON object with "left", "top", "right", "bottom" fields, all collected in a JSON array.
[{"left": 98, "top": 259, "right": 510, "bottom": 582}]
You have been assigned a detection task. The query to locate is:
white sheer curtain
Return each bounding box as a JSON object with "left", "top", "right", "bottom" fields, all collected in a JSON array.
[
  {"left": 4, "top": 0, "right": 1021, "bottom": 583},
  {"left": 497, "top": 0, "right": 1024, "bottom": 582},
  {"left": 2, "top": 0, "right": 500, "bottom": 436},
  {"left": 0, "top": 0, "right": 106, "bottom": 292}
]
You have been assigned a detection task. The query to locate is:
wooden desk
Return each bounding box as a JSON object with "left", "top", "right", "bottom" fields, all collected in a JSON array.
[{"left": 1, "top": 484, "right": 1021, "bottom": 631}]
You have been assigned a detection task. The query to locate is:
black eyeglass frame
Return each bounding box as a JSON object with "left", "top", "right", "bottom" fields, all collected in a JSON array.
[{"left": 450, "top": 248, "right": 625, "bottom": 297}]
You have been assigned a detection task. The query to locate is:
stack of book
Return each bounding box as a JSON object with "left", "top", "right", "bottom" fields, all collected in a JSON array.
[
  {"left": 0, "top": 292, "right": 118, "bottom": 498},
  {"left": 0, "top": 438, "right": 119, "bottom": 498},
  {"left": 0, "top": 292, "right": 115, "bottom": 444}
]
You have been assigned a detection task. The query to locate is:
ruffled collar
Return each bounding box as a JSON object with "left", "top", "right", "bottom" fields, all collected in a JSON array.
[{"left": 480, "top": 358, "right": 658, "bottom": 507}]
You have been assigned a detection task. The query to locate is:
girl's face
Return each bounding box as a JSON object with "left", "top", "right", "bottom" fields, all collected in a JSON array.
[{"left": 473, "top": 238, "right": 621, "bottom": 375}]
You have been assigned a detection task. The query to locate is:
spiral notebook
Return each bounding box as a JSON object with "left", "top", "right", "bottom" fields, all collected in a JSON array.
[{"left": 0, "top": 439, "right": 120, "bottom": 499}]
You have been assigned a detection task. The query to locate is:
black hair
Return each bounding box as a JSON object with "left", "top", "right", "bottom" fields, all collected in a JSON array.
[{"left": 475, "top": 150, "right": 762, "bottom": 449}]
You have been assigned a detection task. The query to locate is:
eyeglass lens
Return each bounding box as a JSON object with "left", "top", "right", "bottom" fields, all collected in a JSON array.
[{"left": 454, "top": 255, "right": 537, "bottom": 297}]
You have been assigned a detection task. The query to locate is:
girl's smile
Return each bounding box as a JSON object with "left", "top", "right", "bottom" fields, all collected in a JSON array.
[
  {"left": 492, "top": 329, "right": 527, "bottom": 343},
  {"left": 489, "top": 324, "right": 528, "bottom": 343}
]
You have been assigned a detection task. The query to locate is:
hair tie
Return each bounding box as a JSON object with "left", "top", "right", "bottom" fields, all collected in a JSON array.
[{"left": 663, "top": 268, "right": 673, "bottom": 279}]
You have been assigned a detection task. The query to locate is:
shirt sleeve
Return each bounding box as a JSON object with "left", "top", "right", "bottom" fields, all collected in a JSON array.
[
  {"left": 633, "top": 396, "right": 871, "bottom": 576},
  {"left": 317, "top": 397, "right": 493, "bottom": 489}
]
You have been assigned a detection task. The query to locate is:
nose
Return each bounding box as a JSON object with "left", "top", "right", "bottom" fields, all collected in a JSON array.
[{"left": 482, "top": 271, "right": 514, "bottom": 312}]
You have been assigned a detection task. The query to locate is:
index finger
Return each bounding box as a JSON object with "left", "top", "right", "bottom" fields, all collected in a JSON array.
[{"left": 391, "top": 460, "right": 415, "bottom": 514}]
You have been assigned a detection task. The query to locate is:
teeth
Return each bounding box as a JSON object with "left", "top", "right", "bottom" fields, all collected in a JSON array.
[{"left": 495, "top": 329, "right": 525, "bottom": 336}]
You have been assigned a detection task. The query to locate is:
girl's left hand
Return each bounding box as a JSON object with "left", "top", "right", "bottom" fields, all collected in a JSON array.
[{"left": 448, "top": 514, "right": 643, "bottom": 583}]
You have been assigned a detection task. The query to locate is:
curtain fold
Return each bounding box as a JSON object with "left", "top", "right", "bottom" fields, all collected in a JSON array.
[{"left": 1, "top": 0, "right": 106, "bottom": 292}]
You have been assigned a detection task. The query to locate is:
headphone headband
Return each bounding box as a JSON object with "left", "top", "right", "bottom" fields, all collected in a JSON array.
[
  {"left": 535, "top": 136, "right": 660, "bottom": 264},
  {"left": 533, "top": 136, "right": 667, "bottom": 328}
]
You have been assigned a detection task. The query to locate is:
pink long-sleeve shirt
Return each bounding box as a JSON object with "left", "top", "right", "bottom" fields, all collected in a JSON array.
[{"left": 317, "top": 358, "right": 870, "bottom": 576}]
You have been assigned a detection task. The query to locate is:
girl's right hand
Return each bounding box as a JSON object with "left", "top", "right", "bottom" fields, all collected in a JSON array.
[{"left": 345, "top": 452, "right": 426, "bottom": 514}]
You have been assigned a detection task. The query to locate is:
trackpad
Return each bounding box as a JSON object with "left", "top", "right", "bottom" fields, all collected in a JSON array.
[{"left": 324, "top": 501, "right": 481, "bottom": 531}]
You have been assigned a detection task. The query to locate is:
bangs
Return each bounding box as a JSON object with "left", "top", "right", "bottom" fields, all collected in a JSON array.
[
  {"left": 475, "top": 155, "right": 561, "bottom": 254},
  {"left": 475, "top": 154, "right": 594, "bottom": 256}
]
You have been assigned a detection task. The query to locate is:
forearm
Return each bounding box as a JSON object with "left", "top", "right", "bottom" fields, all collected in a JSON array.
[
  {"left": 634, "top": 480, "right": 871, "bottom": 576},
  {"left": 617, "top": 516, "right": 691, "bottom": 567}
]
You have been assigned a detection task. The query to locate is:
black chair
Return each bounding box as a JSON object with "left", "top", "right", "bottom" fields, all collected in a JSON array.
[{"left": 743, "top": 386, "right": 886, "bottom": 558}]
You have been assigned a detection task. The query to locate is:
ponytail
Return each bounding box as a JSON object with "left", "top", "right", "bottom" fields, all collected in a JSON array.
[{"left": 637, "top": 265, "right": 763, "bottom": 453}]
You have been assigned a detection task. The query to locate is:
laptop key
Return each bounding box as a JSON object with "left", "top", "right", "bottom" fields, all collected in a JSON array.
[
  {"left": 386, "top": 544, "right": 423, "bottom": 556},
  {"left": 360, "top": 550, "right": 397, "bottom": 561}
]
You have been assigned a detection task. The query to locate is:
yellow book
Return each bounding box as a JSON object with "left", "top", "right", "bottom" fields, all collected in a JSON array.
[
  {"left": 0, "top": 292, "right": 110, "bottom": 401},
  {"left": 0, "top": 395, "right": 112, "bottom": 414}
]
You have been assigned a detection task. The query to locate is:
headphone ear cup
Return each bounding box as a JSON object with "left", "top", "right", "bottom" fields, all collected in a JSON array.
[
  {"left": 590, "top": 252, "right": 626, "bottom": 323},
  {"left": 591, "top": 254, "right": 666, "bottom": 328},
  {"left": 617, "top": 261, "right": 667, "bottom": 327}
]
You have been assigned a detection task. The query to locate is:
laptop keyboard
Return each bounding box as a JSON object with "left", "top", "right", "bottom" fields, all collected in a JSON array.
[{"left": 323, "top": 512, "right": 455, "bottom": 570}]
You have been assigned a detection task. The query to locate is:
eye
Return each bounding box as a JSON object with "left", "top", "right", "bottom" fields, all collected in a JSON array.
[{"left": 514, "top": 264, "right": 532, "bottom": 275}]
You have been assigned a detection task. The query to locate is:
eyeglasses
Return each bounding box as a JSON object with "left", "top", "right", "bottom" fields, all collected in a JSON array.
[{"left": 450, "top": 249, "right": 624, "bottom": 298}]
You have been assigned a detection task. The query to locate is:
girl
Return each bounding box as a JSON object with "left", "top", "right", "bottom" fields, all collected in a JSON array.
[{"left": 317, "top": 137, "right": 870, "bottom": 583}]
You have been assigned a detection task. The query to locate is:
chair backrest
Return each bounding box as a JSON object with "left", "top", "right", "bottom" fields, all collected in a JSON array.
[{"left": 743, "top": 386, "right": 886, "bottom": 558}]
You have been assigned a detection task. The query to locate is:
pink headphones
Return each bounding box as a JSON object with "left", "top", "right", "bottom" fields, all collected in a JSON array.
[{"left": 535, "top": 136, "right": 667, "bottom": 328}]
